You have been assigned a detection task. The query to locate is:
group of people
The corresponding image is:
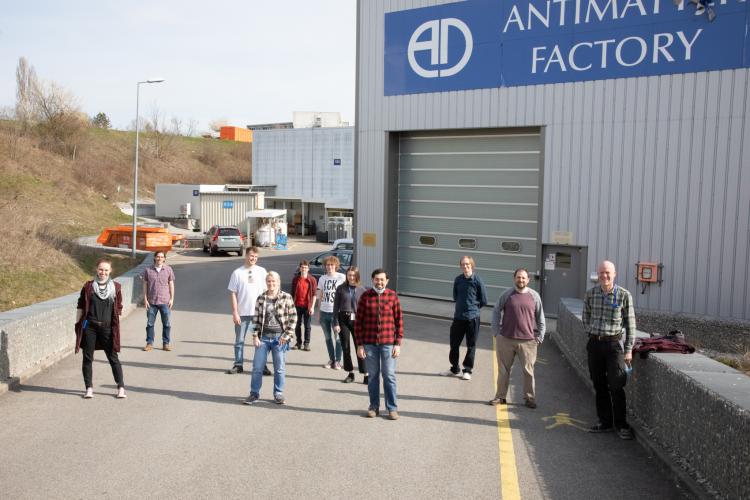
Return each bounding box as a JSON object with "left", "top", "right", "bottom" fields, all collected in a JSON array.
[
  {"left": 444, "top": 256, "right": 636, "bottom": 439},
  {"left": 224, "top": 248, "right": 403, "bottom": 418},
  {"left": 74, "top": 248, "right": 636, "bottom": 437}
]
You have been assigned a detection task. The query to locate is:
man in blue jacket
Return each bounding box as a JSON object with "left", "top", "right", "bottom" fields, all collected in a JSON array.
[{"left": 440, "top": 256, "right": 488, "bottom": 380}]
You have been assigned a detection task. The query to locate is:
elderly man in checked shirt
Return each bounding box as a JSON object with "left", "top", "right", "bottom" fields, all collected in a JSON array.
[
  {"left": 583, "top": 260, "right": 637, "bottom": 440},
  {"left": 355, "top": 268, "right": 404, "bottom": 421}
]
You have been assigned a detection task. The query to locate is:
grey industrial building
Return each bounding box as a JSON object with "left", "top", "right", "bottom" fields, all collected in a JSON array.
[
  {"left": 354, "top": 0, "right": 750, "bottom": 320},
  {"left": 253, "top": 126, "right": 354, "bottom": 235}
]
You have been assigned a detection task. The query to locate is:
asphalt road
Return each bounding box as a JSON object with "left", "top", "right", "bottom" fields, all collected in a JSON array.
[{"left": 0, "top": 244, "right": 694, "bottom": 499}]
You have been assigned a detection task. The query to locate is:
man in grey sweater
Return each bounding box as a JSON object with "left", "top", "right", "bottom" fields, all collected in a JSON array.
[{"left": 488, "top": 268, "right": 546, "bottom": 408}]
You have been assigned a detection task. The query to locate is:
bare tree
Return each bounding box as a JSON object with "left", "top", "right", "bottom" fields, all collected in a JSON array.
[
  {"left": 170, "top": 116, "right": 183, "bottom": 136},
  {"left": 15, "top": 57, "right": 38, "bottom": 125},
  {"left": 185, "top": 118, "right": 198, "bottom": 137},
  {"left": 33, "top": 79, "right": 86, "bottom": 156},
  {"left": 141, "top": 105, "right": 176, "bottom": 160},
  {"left": 33, "top": 80, "right": 80, "bottom": 122},
  {"left": 14, "top": 57, "right": 85, "bottom": 157}
]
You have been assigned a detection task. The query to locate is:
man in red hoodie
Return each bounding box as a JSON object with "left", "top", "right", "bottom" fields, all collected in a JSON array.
[{"left": 290, "top": 260, "right": 317, "bottom": 351}]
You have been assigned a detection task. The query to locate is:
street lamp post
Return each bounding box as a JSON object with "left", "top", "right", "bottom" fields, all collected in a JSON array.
[{"left": 132, "top": 78, "right": 165, "bottom": 257}]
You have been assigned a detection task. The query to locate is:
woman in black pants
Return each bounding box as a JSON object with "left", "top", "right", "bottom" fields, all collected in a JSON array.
[
  {"left": 333, "top": 267, "right": 367, "bottom": 383},
  {"left": 74, "top": 257, "right": 126, "bottom": 399}
]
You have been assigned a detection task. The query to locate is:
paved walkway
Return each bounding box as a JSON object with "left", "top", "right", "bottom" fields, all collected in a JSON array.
[{"left": 0, "top": 248, "right": 693, "bottom": 499}]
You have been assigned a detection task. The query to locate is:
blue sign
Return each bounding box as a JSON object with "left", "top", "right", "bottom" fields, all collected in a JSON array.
[
  {"left": 384, "top": 0, "right": 750, "bottom": 95},
  {"left": 193, "top": 189, "right": 199, "bottom": 196},
  {"left": 333, "top": 158, "right": 342, "bottom": 166},
  {"left": 223, "top": 200, "right": 234, "bottom": 209}
]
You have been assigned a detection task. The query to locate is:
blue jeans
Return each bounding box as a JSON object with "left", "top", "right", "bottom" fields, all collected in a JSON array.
[
  {"left": 364, "top": 344, "right": 398, "bottom": 412},
  {"left": 250, "top": 335, "right": 286, "bottom": 397},
  {"left": 233, "top": 316, "right": 256, "bottom": 368},
  {"left": 319, "top": 311, "right": 342, "bottom": 363},
  {"left": 146, "top": 304, "right": 171, "bottom": 345}
]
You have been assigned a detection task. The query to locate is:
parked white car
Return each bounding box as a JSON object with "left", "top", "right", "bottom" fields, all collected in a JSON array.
[
  {"left": 330, "top": 238, "right": 353, "bottom": 250},
  {"left": 203, "top": 225, "right": 244, "bottom": 256}
]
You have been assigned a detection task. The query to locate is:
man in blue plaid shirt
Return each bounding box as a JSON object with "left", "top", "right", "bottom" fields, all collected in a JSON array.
[{"left": 583, "top": 260, "right": 636, "bottom": 440}]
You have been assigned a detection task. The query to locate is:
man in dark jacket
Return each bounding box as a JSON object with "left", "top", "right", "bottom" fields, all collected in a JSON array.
[{"left": 441, "top": 256, "right": 488, "bottom": 380}]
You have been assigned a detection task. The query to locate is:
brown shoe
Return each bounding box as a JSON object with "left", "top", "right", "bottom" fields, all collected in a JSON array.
[
  {"left": 388, "top": 411, "right": 399, "bottom": 420},
  {"left": 366, "top": 408, "right": 379, "bottom": 418},
  {"left": 488, "top": 397, "right": 507, "bottom": 406},
  {"left": 525, "top": 399, "right": 537, "bottom": 409},
  {"left": 163, "top": 344, "right": 172, "bottom": 351},
  {"left": 143, "top": 344, "right": 153, "bottom": 352}
]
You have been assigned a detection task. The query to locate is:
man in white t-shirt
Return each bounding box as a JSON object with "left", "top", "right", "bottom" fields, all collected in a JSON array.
[
  {"left": 317, "top": 255, "right": 346, "bottom": 369},
  {"left": 226, "top": 247, "right": 267, "bottom": 374}
]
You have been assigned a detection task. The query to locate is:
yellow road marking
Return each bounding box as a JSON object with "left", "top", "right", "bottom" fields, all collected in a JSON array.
[
  {"left": 492, "top": 336, "right": 521, "bottom": 500},
  {"left": 542, "top": 412, "right": 588, "bottom": 430}
]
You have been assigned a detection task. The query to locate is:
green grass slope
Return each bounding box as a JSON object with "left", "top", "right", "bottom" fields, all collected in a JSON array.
[{"left": 0, "top": 120, "right": 251, "bottom": 311}]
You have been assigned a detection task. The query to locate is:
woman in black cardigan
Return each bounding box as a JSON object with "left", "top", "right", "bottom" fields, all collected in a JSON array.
[
  {"left": 74, "top": 257, "right": 125, "bottom": 399},
  {"left": 333, "top": 267, "right": 368, "bottom": 384}
]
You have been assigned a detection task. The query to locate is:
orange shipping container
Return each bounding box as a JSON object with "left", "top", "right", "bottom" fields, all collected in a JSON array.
[
  {"left": 97, "top": 225, "right": 183, "bottom": 253},
  {"left": 219, "top": 126, "right": 252, "bottom": 143}
]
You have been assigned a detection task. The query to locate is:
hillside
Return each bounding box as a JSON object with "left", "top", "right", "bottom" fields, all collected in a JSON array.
[{"left": 0, "top": 120, "right": 252, "bottom": 311}]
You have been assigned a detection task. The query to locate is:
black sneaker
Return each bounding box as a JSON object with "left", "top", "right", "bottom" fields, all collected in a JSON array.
[
  {"left": 226, "top": 366, "right": 243, "bottom": 374},
  {"left": 343, "top": 373, "right": 355, "bottom": 383},
  {"left": 274, "top": 394, "right": 286, "bottom": 405},
  {"left": 263, "top": 366, "right": 272, "bottom": 376},
  {"left": 617, "top": 427, "right": 634, "bottom": 440},
  {"left": 243, "top": 393, "right": 259, "bottom": 405},
  {"left": 589, "top": 423, "right": 615, "bottom": 433},
  {"left": 363, "top": 375, "right": 369, "bottom": 384}
]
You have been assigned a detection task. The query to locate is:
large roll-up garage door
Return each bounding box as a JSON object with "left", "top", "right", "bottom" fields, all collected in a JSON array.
[{"left": 397, "top": 129, "right": 542, "bottom": 303}]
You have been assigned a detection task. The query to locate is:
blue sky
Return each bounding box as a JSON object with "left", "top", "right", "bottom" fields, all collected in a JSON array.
[{"left": 0, "top": 1, "right": 356, "bottom": 132}]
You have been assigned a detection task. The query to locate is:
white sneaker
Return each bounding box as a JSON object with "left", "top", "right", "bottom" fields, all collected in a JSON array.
[
  {"left": 83, "top": 388, "right": 94, "bottom": 399},
  {"left": 116, "top": 387, "right": 127, "bottom": 399},
  {"left": 439, "top": 370, "right": 461, "bottom": 377},
  {"left": 461, "top": 372, "right": 472, "bottom": 380}
]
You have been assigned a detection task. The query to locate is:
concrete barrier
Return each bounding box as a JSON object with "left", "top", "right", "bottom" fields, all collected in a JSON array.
[
  {"left": 556, "top": 298, "right": 750, "bottom": 500},
  {"left": 0, "top": 255, "right": 152, "bottom": 395}
]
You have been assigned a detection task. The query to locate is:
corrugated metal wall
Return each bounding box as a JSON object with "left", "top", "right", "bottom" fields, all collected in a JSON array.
[
  {"left": 356, "top": 0, "right": 750, "bottom": 320},
  {"left": 253, "top": 127, "right": 355, "bottom": 209},
  {"left": 200, "top": 193, "right": 261, "bottom": 231}
]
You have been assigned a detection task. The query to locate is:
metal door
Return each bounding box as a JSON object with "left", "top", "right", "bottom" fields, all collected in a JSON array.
[
  {"left": 540, "top": 245, "right": 587, "bottom": 316},
  {"left": 397, "top": 129, "right": 543, "bottom": 304}
]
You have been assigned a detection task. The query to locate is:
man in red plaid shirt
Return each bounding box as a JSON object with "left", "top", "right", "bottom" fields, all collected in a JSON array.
[{"left": 355, "top": 268, "right": 403, "bottom": 420}]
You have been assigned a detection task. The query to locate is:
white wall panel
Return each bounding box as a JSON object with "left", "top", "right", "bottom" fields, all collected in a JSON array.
[
  {"left": 356, "top": 0, "right": 750, "bottom": 319},
  {"left": 253, "top": 127, "right": 353, "bottom": 209}
]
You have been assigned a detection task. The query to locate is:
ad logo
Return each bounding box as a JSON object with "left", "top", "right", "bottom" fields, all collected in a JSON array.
[{"left": 407, "top": 18, "right": 473, "bottom": 78}]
